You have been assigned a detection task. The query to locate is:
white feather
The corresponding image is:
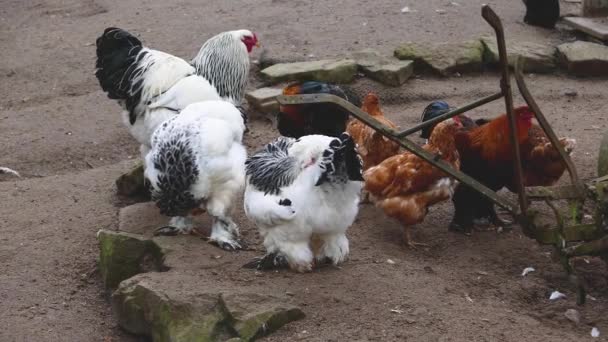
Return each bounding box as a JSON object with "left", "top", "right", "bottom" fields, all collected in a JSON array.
[
  {"left": 147, "top": 75, "right": 221, "bottom": 111},
  {"left": 134, "top": 48, "right": 195, "bottom": 105}
]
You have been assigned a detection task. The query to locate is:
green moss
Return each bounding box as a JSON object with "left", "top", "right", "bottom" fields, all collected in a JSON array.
[
  {"left": 261, "top": 59, "right": 357, "bottom": 84},
  {"left": 97, "top": 230, "right": 164, "bottom": 289},
  {"left": 394, "top": 40, "right": 483, "bottom": 76},
  {"left": 599, "top": 130, "right": 608, "bottom": 177}
]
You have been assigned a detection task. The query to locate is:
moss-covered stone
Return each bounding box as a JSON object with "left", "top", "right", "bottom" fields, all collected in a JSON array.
[
  {"left": 111, "top": 276, "right": 304, "bottom": 342},
  {"left": 394, "top": 40, "right": 484, "bottom": 76},
  {"left": 116, "top": 163, "right": 150, "bottom": 198},
  {"left": 557, "top": 41, "right": 608, "bottom": 77},
  {"left": 261, "top": 59, "right": 357, "bottom": 84},
  {"left": 599, "top": 130, "right": 608, "bottom": 177},
  {"left": 113, "top": 277, "right": 226, "bottom": 342},
  {"left": 222, "top": 293, "right": 305, "bottom": 341},
  {"left": 481, "top": 37, "right": 556, "bottom": 73},
  {"left": 97, "top": 230, "right": 164, "bottom": 289}
]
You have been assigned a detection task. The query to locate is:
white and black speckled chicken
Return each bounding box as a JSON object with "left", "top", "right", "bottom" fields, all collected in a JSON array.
[
  {"left": 95, "top": 27, "right": 258, "bottom": 159},
  {"left": 144, "top": 100, "right": 247, "bottom": 250},
  {"left": 243, "top": 133, "right": 363, "bottom": 272}
]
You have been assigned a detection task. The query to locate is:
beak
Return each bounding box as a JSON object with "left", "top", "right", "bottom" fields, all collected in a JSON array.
[{"left": 255, "top": 41, "right": 260, "bottom": 48}]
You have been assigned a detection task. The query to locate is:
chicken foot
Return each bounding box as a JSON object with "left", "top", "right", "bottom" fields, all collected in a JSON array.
[
  {"left": 154, "top": 216, "right": 196, "bottom": 236},
  {"left": 243, "top": 252, "right": 289, "bottom": 270},
  {"left": 403, "top": 227, "right": 429, "bottom": 249}
]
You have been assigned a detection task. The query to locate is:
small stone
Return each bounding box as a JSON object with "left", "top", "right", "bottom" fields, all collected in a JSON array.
[
  {"left": 592, "top": 327, "right": 600, "bottom": 338},
  {"left": 261, "top": 59, "right": 358, "bottom": 84},
  {"left": 557, "top": 41, "right": 608, "bottom": 77},
  {"left": 564, "top": 90, "right": 578, "bottom": 97},
  {"left": 352, "top": 49, "right": 414, "bottom": 85},
  {"left": 564, "top": 309, "right": 581, "bottom": 324},
  {"left": 245, "top": 87, "right": 283, "bottom": 114}
]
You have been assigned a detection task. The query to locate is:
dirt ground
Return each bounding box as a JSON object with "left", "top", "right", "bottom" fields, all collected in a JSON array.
[{"left": 1, "top": 0, "right": 607, "bottom": 341}]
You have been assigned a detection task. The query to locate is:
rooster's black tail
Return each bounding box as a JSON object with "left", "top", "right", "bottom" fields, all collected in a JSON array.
[{"left": 95, "top": 27, "right": 146, "bottom": 123}]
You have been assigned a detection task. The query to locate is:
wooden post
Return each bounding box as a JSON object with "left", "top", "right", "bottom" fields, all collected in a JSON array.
[{"left": 583, "top": 0, "right": 608, "bottom": 17}]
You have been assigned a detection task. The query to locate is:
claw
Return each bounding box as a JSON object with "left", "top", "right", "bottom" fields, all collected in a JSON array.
[
  {"left": 153, "top": 225, "right": 183, "bottom": 236},
  {"left": 448, "top": 221, "right": 472, "bottom": 236},
  {"left": 243, "top": 253, "right": 289, "bottom": 270},
  {"left": 209, "top": 238, "right": 245, "bottom": 251}
]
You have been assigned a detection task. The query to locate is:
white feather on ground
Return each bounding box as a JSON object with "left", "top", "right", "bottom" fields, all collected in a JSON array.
[{"left": 0, "top": 167, "right": 20, "bottom": 177}]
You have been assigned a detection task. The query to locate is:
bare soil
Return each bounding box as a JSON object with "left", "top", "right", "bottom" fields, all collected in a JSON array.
[{"left": 1, "top": 0, "right": 607, "bottom": 341}]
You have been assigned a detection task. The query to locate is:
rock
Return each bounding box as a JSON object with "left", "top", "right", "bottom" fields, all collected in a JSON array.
[
  {"left": 97, "top": 230, "right": 165, "bottom": 289},
  {"left": 118, "top": 202, "right": 169, "bottom": 235},
  {"left": 563, "top": 17, "right": 608, "bottom": 42},
  {"left": 245, "top": 87, "right": 283, "bottom": 114},
  {"left": 222, "top": 293, "right": 305, "bottom": 341},
  {"left": 557, "top": 41, "right": 608, "bottom": 76},
  {"left": 599, "top": 129, "right": 608, "bottom": 177},
  {"left": 113, "top": 277, "right": 226, "bottom": 341},
  {"left": 394, "top": 40, "right": 484, "bottom": 76},
  {"left": 261, "top": 59, "right": 358, "bottom": 84},
  {"left": 115, "top": 163, "right": 150, "bottom": 198},
  {"left": 564, "top": 309, "right": 581, "bottom": 325},
  {"left": 351, "top": 49, "right": 414, "bottom": 86},
  {"left": 481, "top": 37, "right": 556, "bottom": 73},
  {"left": 112, "top": 275, "right": 304, "bottom": 342}
]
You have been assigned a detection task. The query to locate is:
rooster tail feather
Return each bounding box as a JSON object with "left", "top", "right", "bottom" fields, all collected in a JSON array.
[{"left": 95, "top": 27, "right": 147, "bottom": 124}]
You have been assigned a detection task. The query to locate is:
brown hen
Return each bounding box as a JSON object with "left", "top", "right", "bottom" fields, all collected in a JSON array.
[
  {"left": 364, "top": 118, "right": 462, "bottom": 248},
  {"left": 347, "top": 93, "right": 401, "bottom": 170}
]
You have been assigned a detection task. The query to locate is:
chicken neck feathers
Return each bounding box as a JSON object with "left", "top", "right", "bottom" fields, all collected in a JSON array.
[
  {"left": 191, "top": 31, "right": 250, "bottom": 104},
  {"left": 245, "top": 137, "right": 299, "bottom": 195}
]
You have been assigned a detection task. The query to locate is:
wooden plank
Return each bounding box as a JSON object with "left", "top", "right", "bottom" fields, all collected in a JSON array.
[{"left": 564, "top": 17, "right": 608, "bottom": 41}]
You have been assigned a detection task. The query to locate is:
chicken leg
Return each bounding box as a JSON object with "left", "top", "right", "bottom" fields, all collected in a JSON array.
[{"left": 403, "top": 226, "right": 429, "bottom": 249}]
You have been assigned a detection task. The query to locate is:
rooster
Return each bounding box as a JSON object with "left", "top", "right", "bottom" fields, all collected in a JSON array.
[
  {"left": 364, "top": 118, "right": 463, "bottom": 248},
  {"left": 144, "top": 101, "right": 247, "bottom": 250},
  {"left": 243, "top": 133, "right": 363, "bottom": 272},
  {"left": 95, "top": 28, "right": 257, "bottom": 157},
  {"left": 347, "top": 93, "right": 400, "bottom": 170},
  {"left": 276, "top": 81, "right": 361, "bottom": 138},
  {"left": 421, "top": 103, "right": 575, "bottom": 233}
]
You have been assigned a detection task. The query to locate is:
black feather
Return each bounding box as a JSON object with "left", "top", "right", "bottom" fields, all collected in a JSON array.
[
  {"left": 316, "top": 133, "right": 363, "bottom": 186},
  {"left": 277, "top": 81, "right": 359, "bottom": 138},
  {"left": 246, "top": 137, "right": 298, "bottom": 195},
  {"left": 150, "top": 133, "right": 202, "bottom": 217},
  {"left": 95, "top": 27, "right": 147, "bottom": 125},
  {"left": 420, "top": 100, "right": 451, "bottom": 139}
]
